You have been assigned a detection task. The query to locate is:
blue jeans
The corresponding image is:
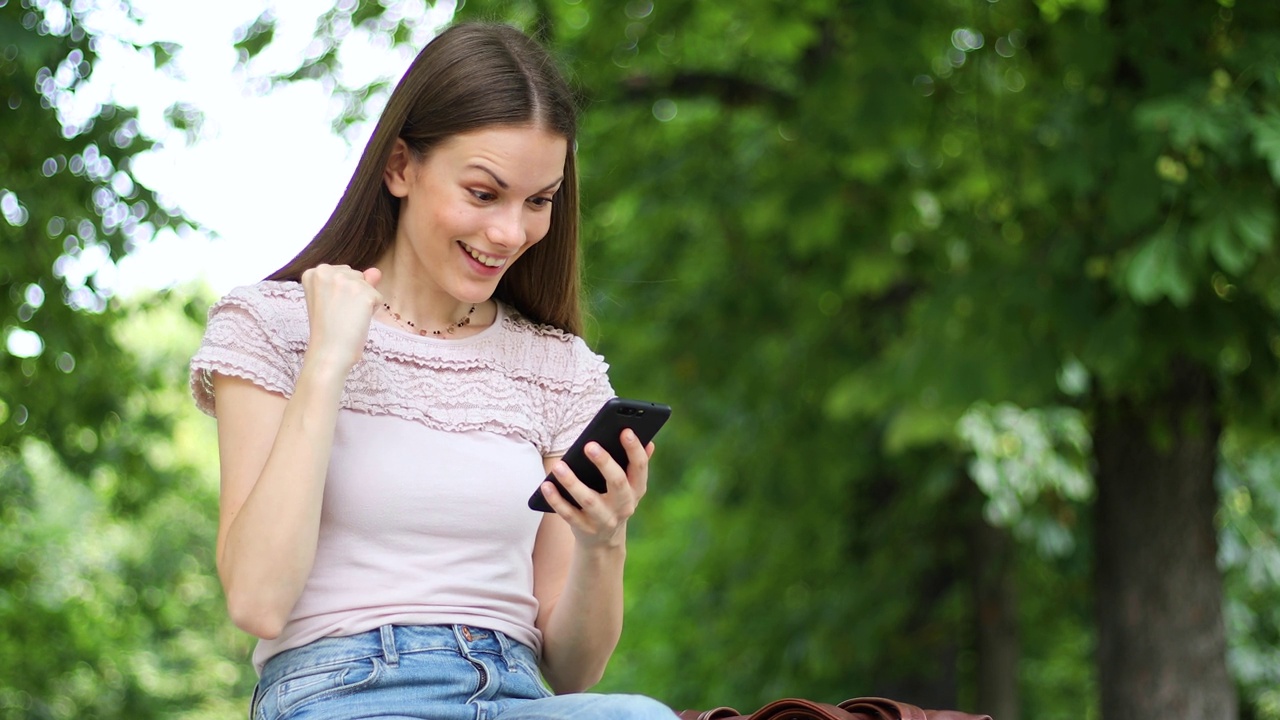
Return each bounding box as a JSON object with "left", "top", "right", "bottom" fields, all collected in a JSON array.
[{"left": 250, "top": 624, "right": 676, "bottom": 720}]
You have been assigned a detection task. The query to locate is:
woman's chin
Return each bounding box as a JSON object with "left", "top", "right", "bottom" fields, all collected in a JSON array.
[{"left": 449, "top": 280, "right": 500, "bottom": 306}]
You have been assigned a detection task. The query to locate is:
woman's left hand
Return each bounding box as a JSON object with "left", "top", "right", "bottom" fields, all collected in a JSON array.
[{"left": 538, "top": 429, "right": 656, "bottom": 548}]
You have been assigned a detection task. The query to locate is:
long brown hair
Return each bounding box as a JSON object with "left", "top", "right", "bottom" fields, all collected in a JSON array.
[{"left": 267, "top": 22, "right": 583, "bottom": 334}]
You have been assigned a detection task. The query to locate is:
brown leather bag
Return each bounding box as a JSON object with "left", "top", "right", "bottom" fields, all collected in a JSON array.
[{"left": 678, "top": 696, "right": 993, "bottom": 720}]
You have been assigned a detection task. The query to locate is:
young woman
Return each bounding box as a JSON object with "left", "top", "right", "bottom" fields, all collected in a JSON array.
[{"left": 190, "top": 22, "right": 675, "bottom": 720}]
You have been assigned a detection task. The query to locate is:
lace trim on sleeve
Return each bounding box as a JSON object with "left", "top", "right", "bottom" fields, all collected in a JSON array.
[
  {"left": 546, "top": 336, "right": 615, "bottom": 456},
  {"left": 189, "top": 283, "right": 305, "bottom": 416}
]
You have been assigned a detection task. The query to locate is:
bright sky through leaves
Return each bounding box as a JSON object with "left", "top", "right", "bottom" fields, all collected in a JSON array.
[{"left": 77, "top": 0, "right": 454, "bottom": 296}]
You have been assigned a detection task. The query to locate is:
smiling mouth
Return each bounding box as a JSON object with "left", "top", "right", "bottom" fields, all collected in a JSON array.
[{"left": 459, "top": 241, "right": 509, "bottom": 268}]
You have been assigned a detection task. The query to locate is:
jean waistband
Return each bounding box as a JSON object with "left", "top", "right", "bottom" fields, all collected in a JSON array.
[{"left": 259, "top": 624, "right": 523, "bottom": 686}]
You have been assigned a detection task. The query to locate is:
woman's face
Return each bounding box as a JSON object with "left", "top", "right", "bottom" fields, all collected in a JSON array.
[{"left": 384, "top": 124, "right": 568, "bottom": 305}]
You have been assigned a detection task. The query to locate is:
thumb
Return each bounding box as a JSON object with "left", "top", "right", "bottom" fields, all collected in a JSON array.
[{"left": 363, "top": 267, "right": 382, "bottom": 287}]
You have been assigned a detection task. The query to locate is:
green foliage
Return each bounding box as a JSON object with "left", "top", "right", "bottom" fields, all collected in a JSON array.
[
  {"left": 957, "top": 403, "right": 1091, "bottom": 556},
  {"left": 232, "top": 11, "right": 276, "bottom": 64},
  {"left": 0, "top": 2, "right": 253, "bottom": 717},
  {"left": 2, "top": 0, "right": 1277, "bottom": 717},
  {"left": 439, "top": 0, "right": 1280, "bottom": 715},
  {"left": 0, "top": 0, "right": 185, "bottom": 487},
  {"left": 1219, "top": 432, "right": 1280, "bottom": 720},
  {"left": 0, "top": 285, "right": 252, "bottom": 719},
  {"left": 251, "top": 1, "right": 441, "bottom": 135},
  {"left": 1015, "top": 545, "right": 1097, "bottom": 720}
]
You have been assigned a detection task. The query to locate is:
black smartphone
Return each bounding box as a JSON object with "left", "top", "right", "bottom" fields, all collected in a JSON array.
[{"left": 528, "top": 397, "right": 672, "bottom": 513}]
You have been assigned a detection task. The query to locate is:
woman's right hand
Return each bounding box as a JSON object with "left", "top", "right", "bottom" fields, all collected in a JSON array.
[
  {"left": 215, "top": 263, "right": 382, "bottom": 638},
  {"left": 299, "top": 264, "right": 383, "bottom": 370}
]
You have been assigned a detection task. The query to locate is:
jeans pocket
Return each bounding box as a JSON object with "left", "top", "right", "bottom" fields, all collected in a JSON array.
[{"left": 271, "top": 657, "right": 381, "bottom": 719}]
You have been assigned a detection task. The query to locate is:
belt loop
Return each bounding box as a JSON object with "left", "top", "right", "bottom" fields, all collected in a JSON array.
[
  {"left": 494, "top": 629, "right": 516, "bottom": 672},
  {"left": 379, "top": 625, "right": 400, "bottom": 667}
]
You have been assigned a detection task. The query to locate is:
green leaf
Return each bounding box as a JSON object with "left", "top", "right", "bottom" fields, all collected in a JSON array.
[
  {"left": 232, "top": 12, "right": 276, "bottom": 64},
  {"left": 1192, "top": 193, "right": 1276, "bottom": 275},
  {"left": 1125, "top": 228, "right": 1194, "bottom": 306},
  {"left": 884, "top": 404, "right": 963, "bottom": 454},
  {"left": 162, "top": 102, "right": 204, "bottom": 140},
  {"left": 151, "top": 41, "right": 180, "bottom": 70},
  {"left": 351, "top": 1, "right": 384, "bottom": 29},
  {"left": 841, "top": 252, "right": 904, "bottom": 296},
  {"left": 1249, "top": 110, "right": 1280, "bottom": 184},
  {"left": 1135, "top": 96, "right": 1230, "bottom": 152},
  {"left": 1194, "top": 213, "right": 1249, "bottom": 275},
  {"left": 824, "top": 370, "right": 891, "bottom": 420},
  {"left": 1234, "top": 202, "right": 1276, "bottom": 253}
]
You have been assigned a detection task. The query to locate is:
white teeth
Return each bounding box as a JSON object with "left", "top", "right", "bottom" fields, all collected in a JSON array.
[{"left": 463, "top": 244, "right": 506, "bottom": 268}]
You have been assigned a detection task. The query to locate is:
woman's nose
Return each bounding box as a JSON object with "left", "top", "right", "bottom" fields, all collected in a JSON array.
[{"left": 485, "top": 205, "right": 524, "bottom": 248}]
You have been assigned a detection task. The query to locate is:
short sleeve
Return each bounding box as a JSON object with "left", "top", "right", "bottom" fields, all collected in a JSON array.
[
  {"left": 189, "top": 286, "right": 300, "bottom": 417},
  {"left": 545, "top": 338, "right": 615, "bottom": 456}
]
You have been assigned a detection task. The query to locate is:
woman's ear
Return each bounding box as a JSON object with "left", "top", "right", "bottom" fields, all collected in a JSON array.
[{"left": 384, "top": 138, "right": 414, "bottom": 198}]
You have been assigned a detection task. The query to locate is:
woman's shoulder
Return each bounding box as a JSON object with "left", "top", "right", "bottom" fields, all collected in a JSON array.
[
  {"left": 210, "top": 280, "right": 304, "bottom": 314},
  {"left": 495, "top": 305, "right": 609, "bottom": 383},
  {"left": 498, "top": 306, "right": 598, "bottom": 358},
  {"left": 196, "top": 280, "right": 311, "bottom": 358},
  {"left": 190, "top": 281, "right": 306, "bottom": 416},
  {"left": 206, "top": 280, "right": 307, "bottom": 331},
  {"left": 500, "top": 306, "right": 580, "bottom": 344}
]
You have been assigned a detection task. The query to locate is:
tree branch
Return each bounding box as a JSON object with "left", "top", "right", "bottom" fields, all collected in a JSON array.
[{"left": 608, "top": 71, "right": 793, "bottom": 109}]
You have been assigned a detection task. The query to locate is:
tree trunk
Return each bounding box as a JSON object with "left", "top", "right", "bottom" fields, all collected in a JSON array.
[
  {"left": 1093, "top": 363, "right": 1237, "bottom": 720},
  {"left": 973, "top": 519, "right": 1020, "bottom": 720}
]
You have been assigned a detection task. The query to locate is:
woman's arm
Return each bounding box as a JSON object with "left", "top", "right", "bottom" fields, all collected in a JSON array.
[
  {"left": 531, "top": 430, "right": 654, "bottom": 692},
  {"left": 214, "top": 265, "right": 380, "bottom": 638}
]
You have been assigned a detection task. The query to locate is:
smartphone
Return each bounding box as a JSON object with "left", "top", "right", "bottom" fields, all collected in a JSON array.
[{"left": 528, "top": 397, "right": 672, "bottom": 513}]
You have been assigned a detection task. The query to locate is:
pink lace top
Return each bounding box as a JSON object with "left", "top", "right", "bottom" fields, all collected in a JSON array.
[
  {"left": 191, "top": 281, "right": 614, "bottom": 456},
  {"left": 189, "top": 281, "right": 614, "bottom": 673}
]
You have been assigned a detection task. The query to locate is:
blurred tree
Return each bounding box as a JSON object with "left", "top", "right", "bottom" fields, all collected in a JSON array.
[
  {"left": 489, "top": 1, "right": 1279, "bottom": 718},
  {"left": 0, "top": 0, "right": 163, "bottom": 490},
  {"left": 1, "top": 1, "right": 251, "bottom": 717},
  {"left": 238, "top": 0, "right": 1280, "bottom": 718},
  {"left": 1218, "top": 431, "right": 1280, "bottom": 719},
  {"left": 0, "top": 296, "right": 252, "bottom": 720}
]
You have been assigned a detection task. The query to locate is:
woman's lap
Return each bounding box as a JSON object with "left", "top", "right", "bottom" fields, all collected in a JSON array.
[
  {"left": 490, "top": 692, "right": 677, "bottom": 720},
  {"left": 252, "top": 624, "right": 674, "bottom": 720}
]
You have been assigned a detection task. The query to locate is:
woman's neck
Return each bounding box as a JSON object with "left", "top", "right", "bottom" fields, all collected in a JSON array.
[{"left": 373, "top": 259, "right": 494, "bottom": 336}]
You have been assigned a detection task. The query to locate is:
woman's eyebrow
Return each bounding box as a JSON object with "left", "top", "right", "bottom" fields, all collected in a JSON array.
[
  {"left": 468, "top": 164, "right": 509, "bottom": 189},
  {"left": 467, "top": 163, "right": 563, "bottom": 193}
]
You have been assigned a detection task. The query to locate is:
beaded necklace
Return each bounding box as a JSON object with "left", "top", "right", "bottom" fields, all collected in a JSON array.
[{"left": 382, "top": 301, "right": 476, "bottom": 337}]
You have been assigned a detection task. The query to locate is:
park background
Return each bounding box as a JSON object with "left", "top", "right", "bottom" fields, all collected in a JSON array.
[{"left": 2, "top": 0, "right": 1279, "bottom": 718}]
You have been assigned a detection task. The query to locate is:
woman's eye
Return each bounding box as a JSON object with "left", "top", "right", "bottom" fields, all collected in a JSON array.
[
  {"left": 528, "top": 196, "right": 554, "bottom": 209},
  {"left": 470, "top": 189, "right": 497, "bottom": 202}
]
